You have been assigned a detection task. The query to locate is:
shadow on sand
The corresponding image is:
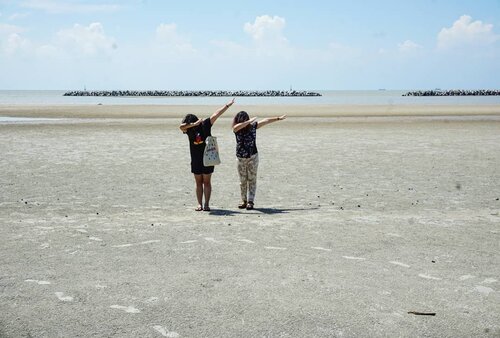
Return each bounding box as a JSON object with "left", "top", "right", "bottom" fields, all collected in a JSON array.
[
  {"left": 253, "top": 207, "right": 319, "bottom": 214},
  {"left": 209, "top": 206, "right": 319, "bottom": 216},
  {"left": 208, "top": 209, "right": 244, "bottom": 216}
]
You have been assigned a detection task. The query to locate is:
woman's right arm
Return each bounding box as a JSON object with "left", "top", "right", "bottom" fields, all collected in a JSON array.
[
  {"left": 179, "top": 118, "right": 202, "bottom": 133},
  {"left": 232, "top": 117, "right": 257, "bottom": 133}
]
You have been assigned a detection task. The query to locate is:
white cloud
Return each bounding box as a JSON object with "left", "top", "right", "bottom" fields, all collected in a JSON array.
[
  {"left": 21, "top": 0, "right": 121, "bottom": 14},
  {"left": 8, "top": 12, "right": 30, "bottom": 20},
  {"left": 398, "top": 40, "right": 423, "bottom": 53},
  {"left": 437, "top": 15, "right": 498, "bottom": 49},
  {"left": 56, "top": 22, "right": 116, "bottom": 56},
  {"left": 244, "top": 15, "right": 288, "bottom": 47},
  {"left": 0, "top": 23, "right": 26, "bottom": 35},
  {"left": 2, "top": 33, "right": 30, "bottom": 55},
  {"left": 155, "top": 23, "right": 196, "bottom": 54},
  {"left": 35, "top": 44, "right": 59, "bottom": 58},
  {"left": 0, "top": 23, "right": 30, "bottom": 55}
]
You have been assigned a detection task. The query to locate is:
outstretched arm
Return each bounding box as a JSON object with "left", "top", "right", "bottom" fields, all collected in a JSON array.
[
  {"left": 233, "top": 117, "right": 257, "bottom": 133},
  {"left": 179, "top": 118, "right": 202, "bottom": 133},
  {"left": 210, "top": 98, "right": 235, "bottom": 125},
  {"left": 256, "top": 115, "right": 287, "bottom": 129}
]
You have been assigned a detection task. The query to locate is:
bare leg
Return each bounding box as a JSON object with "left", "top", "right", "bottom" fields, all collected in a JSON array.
[
  {"left": 194, "top": 174, "right": 203, "bottom": 210},
  {"left": 202, "top": 174, "right": 212, "bottom": 210}
]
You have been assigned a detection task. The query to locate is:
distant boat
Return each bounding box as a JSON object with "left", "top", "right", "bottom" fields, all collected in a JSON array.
[{"left": 378, "top": 88, "right": 386, "bottom": 91}]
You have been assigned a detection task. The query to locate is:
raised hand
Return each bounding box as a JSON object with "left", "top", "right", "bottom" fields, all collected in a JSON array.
[{"left": 278, "top": 115, "right": 287, "bottom": 120}]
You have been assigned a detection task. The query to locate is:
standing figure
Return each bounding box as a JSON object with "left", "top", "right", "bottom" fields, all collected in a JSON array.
[
  {"left": 180, "top": 99, "right": 234, "bottom": 211},
  {"left": 232, "top": 111, "right": 286, "bottom": 210}
]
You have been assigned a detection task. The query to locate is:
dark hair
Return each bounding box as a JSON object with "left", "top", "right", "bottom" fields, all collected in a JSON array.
[
  {"left": 182, "top": 113, "right": 198, "bottom": 124},
  {"left": 233, "top": 111, "right": 251, "bottom": 133}
]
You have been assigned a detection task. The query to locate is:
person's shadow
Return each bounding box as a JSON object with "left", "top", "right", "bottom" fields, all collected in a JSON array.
[
  {"left": 253, "top": 207, "right": 319, "bottom": 214},
  {"left": 209, "top": 206, "right": 318, "bottom": 216},
  {"left": 208, "top": 209, "right": 244, "bottom": 216}
]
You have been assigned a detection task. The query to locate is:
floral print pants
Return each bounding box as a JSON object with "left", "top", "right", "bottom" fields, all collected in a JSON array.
[{"left": 237, "top": 153, "right": 259, "bottom": 202}]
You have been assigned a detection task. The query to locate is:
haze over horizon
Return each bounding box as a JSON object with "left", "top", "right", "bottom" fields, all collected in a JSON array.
[{"left": 1, "top": 0, "right": 499, "bottom": 90}]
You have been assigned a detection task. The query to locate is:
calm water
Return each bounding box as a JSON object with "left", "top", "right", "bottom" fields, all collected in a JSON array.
[{"left": 1, "top": 90, "right": 500, "bottom": 106}]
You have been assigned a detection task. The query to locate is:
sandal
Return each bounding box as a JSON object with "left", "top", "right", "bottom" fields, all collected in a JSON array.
[
  {"left": 238, "top": 201, "right": 247, "bottom": 209},
  {"left": 203, "top": 206, "right": 211, "bottom": 211},
  {"left": 195, "top": 206, "right": 203, "bottom": 211},
  {"left": 246, "top": 201, "right": 254, "bottom": 210}
]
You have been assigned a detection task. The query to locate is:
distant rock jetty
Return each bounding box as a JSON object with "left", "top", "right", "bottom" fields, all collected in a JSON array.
[
  {"left": 403, "top": 89, "right": 500, "bottom": 96},
  {"left": 63, "top": 90, "right": 322, "bottom": 97}
]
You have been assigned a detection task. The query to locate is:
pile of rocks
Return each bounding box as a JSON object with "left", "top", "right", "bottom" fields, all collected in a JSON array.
[
  {"left": 403, "top": 89, "right": 500, "bottom": 96},
  {"left": 63, "top": 90, "right": 322, "bottom": 97}
]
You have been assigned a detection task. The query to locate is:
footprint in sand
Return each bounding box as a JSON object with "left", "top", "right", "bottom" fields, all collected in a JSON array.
[
  {"left": 55, "top": 292, "right": 74, "bottom": 302},
  {"left": 180, "top": 240, "right": 198, "bottom": 244},
  {"left": 112, "top": 240, "right": 160, "bottom": 248},
  {"left": 311, "top": 247, "right": 331, "bottom": 252},
  {"left": 481, "top": 278, "right": 497, "bottom": 284},
  {"left": 389, "top": 261, "right": 410, "bottom": 268},
  {"left": 459, "top": 275, "right": 475, "bottom": 281},
  {"left": 237, "top": 239, "right": 255, "bottom": 244},
  {"left": 88, "top": 236, "right": 103, "bottom": 242},
  {"left": 25, "top": 279, "right": 51, "bottom": 285},
  {"left": 474, "top": 285, "right": 495, "bottom": 295},
  {"left": 152, "top": 325, "right": 179, "bottom": 337},
  {"left": 418, "top": 273, "right": 442, "bottom": 281},
  {"left": 342, "top": 256, "right": 366, "bottom": 261},
  {"left": 110, "top": 305, "right": 141, "bottom": 313}
]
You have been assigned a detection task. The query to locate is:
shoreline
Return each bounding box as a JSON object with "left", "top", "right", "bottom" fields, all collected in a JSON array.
[{"left": 1, "top": 104, "right": 500, "bottom": 119}]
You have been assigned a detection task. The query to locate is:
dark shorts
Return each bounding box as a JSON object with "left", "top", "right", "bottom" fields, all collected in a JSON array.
[{"left": 191, "top": 160, "right": 214, "bottom": 175}]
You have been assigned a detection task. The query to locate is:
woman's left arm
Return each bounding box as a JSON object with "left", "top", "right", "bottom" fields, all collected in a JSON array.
[
  {"left": 257, "top": 115, "right": 287, "bottom": 129},
  {"left": 210, "top": 98, "right": 235, "bottom": 125}
]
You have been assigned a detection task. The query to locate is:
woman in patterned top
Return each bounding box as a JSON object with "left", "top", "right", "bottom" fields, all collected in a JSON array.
[
  {"left": 180, "top": 99, "right": 234, "bottom": 211},
  {"left": 232, "top": 111, "right": 286, "bottom": 210}
]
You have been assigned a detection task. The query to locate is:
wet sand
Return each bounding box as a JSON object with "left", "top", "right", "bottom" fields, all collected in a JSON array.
[
  {"left": 1, "top": 103, "right": 500, "bottom": 119},
  {"left": 0, "top": 106, "right": 499, "bottom": 337}
]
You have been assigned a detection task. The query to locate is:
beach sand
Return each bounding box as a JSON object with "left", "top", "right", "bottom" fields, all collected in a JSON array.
[
  {"left": 1, "top": 105, "right": 499, "bottom": 337},
  {"left": 1, "top": 103, "right": 500, "bottom": 118}
]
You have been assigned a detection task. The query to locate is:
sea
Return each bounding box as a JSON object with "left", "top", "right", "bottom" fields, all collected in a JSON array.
[{"left": 1, "top": 90, "right": 500, "bottom": 106}]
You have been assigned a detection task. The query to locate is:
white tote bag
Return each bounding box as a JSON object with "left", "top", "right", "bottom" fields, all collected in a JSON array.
[{"left": 203, "top": 136, "right": 221, "bottom": 166}]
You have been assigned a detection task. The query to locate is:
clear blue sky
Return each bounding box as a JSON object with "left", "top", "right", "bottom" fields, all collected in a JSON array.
[{"left": 1, "top": 0, "right": 499, "bottom": 90}]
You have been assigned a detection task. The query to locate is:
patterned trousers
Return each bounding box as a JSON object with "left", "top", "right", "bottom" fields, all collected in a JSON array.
[{"left": 237, "top": 153, "right": 259, "bottom": 202}]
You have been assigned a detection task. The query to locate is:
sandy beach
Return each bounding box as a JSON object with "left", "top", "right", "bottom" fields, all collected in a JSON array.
[
  {"left": 1, "top": 103, "right": 500, "bottom": 119},
  {"left": 1, "top": 105, "right": 499, "bottom": 337}
]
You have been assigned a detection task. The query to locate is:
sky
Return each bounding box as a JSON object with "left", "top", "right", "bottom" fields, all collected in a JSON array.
[{"left": 0, "top": 0, "right": 499, "bottom": 90}]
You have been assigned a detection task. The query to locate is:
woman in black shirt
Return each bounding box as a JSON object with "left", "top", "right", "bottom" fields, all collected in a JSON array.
[{"left": 180, "top": 99, "right": 234, "bottom": 211}]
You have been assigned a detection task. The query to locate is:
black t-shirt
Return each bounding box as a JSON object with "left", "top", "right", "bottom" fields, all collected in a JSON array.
[
  {"left": 186, "top": 118, "right": 212, "bottom": 164},
  {"left": 234, "top": 122, "right": 258, "bottom": 158}
]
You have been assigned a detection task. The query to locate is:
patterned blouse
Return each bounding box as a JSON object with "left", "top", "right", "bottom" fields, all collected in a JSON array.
[{"left": 235, "top": 122, "right": 258, "bottom": 158}]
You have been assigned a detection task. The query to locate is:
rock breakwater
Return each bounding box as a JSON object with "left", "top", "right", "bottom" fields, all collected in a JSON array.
[
  {"left": 63, "top": 90, "right": 322, "bottom": 97},
  {"left": 403, "top": 89, "right": 500, "bottom": 96}
]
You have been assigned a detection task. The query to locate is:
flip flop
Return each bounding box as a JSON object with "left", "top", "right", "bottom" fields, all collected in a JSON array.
[
  {"left": 246, "top": 202, "right": 254, "bottom": 210},
  {"left": 238, "top": 202, "right": 247, "bottom": 209},
  {"left": 203, "top": 206, "right": 211, "bottom": 211},
  {"left": 195, "top": 206, "right": 203, "bottom": 211}
]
